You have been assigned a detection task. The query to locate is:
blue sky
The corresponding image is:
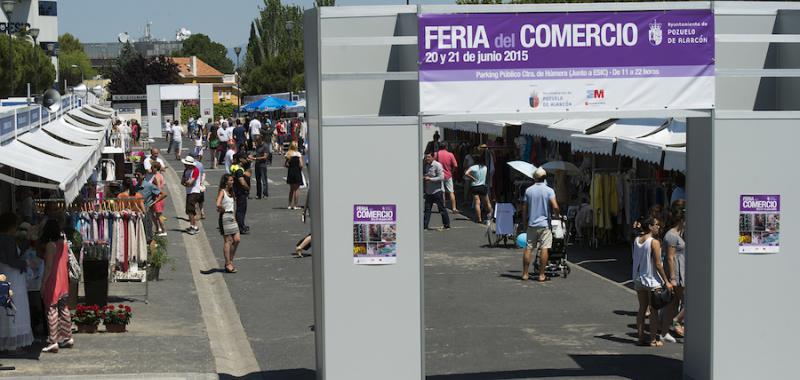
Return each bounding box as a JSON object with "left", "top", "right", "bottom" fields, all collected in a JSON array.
[{"left": 60, "top": 0, "right": 453, "bottom": 48}]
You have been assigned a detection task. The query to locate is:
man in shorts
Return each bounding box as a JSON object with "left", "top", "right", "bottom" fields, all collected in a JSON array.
[
  {"left": 435, "top": 143, "right": 459, "bottom": 213},
  {"left": 181, "top": 156, "right": 202, "bottom": 235},
  {"left": 521, "top": 167, "right": 560, "bottom": 282}
]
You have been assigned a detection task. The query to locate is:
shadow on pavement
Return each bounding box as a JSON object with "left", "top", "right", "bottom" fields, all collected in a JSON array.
[
  {"left": 200, "top": 268, "right": 226, "bottom": 275},
  {"left": 427, "top": 354, "right": 682, "bottom": 380},
  {"left": 219, "top": 368, "right": 316, "bottom": 380}
]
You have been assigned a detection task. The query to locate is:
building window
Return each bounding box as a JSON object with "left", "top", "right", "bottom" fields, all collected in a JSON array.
[{"left": 39, "top": 1, "right": 58, "bottom": 16}]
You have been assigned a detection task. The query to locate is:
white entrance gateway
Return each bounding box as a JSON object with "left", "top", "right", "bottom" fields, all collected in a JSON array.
[
  {"left": 304, "top": 2, "right": 800, "bottom": 379},
  {"left": 145, "top": 84, "right": 214, "bottom": 137}
]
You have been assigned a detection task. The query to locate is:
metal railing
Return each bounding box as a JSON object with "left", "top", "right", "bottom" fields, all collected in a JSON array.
[{"left": 0, "top": 94, "right": 94, "bottom": 145}]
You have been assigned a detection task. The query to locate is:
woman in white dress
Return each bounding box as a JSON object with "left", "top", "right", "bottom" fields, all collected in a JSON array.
[{"left": 0, "top": 213, "right": 33, "bottom": 352}]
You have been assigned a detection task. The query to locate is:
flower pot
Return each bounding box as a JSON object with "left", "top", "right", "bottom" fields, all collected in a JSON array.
[
  {"left": 105, "top": 323, "right": 127, "bottom": 333},
  {"left": 146, "top": 266, "right": 161, "bottom": 281},
  {"left": 76, "top": 323, "right": 99, "bottom": 334}
]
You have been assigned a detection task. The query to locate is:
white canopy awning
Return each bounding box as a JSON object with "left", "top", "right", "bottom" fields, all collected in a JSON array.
[
  {"left": 477, "top": 120, "right": 521, "bottom": 136},
  {"left": 43, "top": 119, "right": 102, "bottom": 145},
  {"left": 67, "top": 109, "right": 111, "bottom": 128},
  {"left": 64, "top": 114, "right": 107, "bottom": 132},
  {"left": 615, "top": 119, "right": 687, "bottom": 164},
  {"left": 0, "top": 107, "right": 111, "bottom": 202},
  {"left": 519, "top": 119, "right": 560, "bottom": 138},
  {"left": 0, "top": 140, "right": 84, "bottom": 201},
  {"left": 439, "top": 121, "right": 478, "bottom": 133},
  {"left": 664, "top": 146, "right": 686, "bottom": 172},
  {"left": 571, "top": 119, "right": 668, "bottom": 155},
  {"left": 522, "top": 119, "right": 610, "bottom": 143},
  {"left": 84, "top": 104, "right": 114, "bottom": 118}
]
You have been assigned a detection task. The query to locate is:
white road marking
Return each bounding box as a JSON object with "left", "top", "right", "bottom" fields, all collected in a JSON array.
[{"left": 164, "top": 166, "right": 261, "bottom": 376}]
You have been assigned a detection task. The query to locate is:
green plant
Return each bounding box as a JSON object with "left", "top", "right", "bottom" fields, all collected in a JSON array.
[
  {"left": 102, "top": 304, "right": 133, "bottom": 325},
  {"left": 72, "top": 304, "right": 102, "bottom": 325},
  {"left": 148, "top": 235, "right": 173, "bottom": 269}
]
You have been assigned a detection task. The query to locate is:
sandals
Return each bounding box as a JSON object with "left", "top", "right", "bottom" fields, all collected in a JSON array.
[
  {"left": 673, "top": 324, "right": 685, "bottom": 338},
  {"left": 225, "top": 265, "right": 237, "bottom": 273},
  {"left": 295, "top": 248, "right": 304, "bottom": 258}
]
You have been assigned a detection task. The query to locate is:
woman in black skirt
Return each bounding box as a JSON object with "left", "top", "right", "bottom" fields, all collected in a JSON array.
[{"left": 284, "top": 142, "right": 304, "bottom": 210}]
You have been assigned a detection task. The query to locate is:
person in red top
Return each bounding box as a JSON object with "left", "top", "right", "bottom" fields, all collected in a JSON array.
[
  {"left": 436, "top": 143, "right": 460, "bottom": 213},
  {"left": 40, "top": 220, "right": 73, "bottom": 352}
]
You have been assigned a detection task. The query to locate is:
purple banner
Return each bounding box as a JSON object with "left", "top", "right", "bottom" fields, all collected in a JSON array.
[
  {"left": 419, "top": 10, "right": 714, "bottom": 75},
  {"left": 740, "top": 195, "right": 781, "bottom": 213},
  {"left": 353, "top": 205, "right": 397, "bottom": 223}
]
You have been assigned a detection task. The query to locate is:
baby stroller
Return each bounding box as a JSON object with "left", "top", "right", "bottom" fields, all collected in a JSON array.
[
  {"left": 533, "top": 216, "right": 571, "bottom": 278},
  {"left": 486, "top": 203, "right": 517, "bottom": 247}
]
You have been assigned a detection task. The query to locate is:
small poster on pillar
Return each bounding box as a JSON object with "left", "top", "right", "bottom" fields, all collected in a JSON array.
[
  {"left": 739, "top": 195, "right": 780, "bottom": 254},
  {"left": 353, "top": 205, "right": 397, "bottom": 265}
]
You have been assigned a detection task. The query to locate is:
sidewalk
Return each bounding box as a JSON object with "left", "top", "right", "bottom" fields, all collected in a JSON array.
[{"left": 1, "top": 156, "right": 215, "bottom": 377}]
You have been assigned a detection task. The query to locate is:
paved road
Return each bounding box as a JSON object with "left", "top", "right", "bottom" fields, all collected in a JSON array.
[
  {"left": 159, "top": 139, "right": 682, "bottom": 380},
  {"left": 6, "top": 138, "right": 682, "bottom": 379}
]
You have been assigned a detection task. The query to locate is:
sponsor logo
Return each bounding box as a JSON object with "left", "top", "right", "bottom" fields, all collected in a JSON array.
[
  {"left": 529, "top": 92, "right": 540, "bottom": 108},
  {"left": 585, "top": 88, "right": 606, "bottom": 106},
  {"left": 648, "top": 21, "right": 663, "bottom": 46}
]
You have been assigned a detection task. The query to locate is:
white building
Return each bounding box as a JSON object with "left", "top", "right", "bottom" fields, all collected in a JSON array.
[{"left": 0, "top": 0, "right": 59, "bottom": 81}]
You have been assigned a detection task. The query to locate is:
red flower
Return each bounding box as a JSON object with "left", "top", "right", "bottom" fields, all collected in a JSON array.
[{"left": 125, "top": 306, "right": 131, "bottom": 313}]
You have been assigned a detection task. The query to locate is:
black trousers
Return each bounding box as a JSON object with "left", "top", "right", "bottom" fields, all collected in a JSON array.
[
  {"left": 255, "top": 165, "right": 268, "bottom": 197},
  {"left": 235, "top": 194, "right": 248, "bottom": 230},
  {"left": 424, "top": 193, "right": 450, "bottom": 229}
]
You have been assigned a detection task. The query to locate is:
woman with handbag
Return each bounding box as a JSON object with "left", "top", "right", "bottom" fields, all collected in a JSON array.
[
  {"left": 40, "top": 220, "right": 73, "bottom": 353},
  {"left": 632, "top": 216, "right": 672, "bottom": 347},
  {"left": 216, "top": 174, "right": 241, "bottom": 273}
]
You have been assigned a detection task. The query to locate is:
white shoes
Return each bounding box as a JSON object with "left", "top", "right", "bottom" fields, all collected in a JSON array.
[
  {"left": 661, "top": 333, "right": 677, "bottom": 343},
  {"left": 42, "top": 342, "right": 59, "bottom": 353}
]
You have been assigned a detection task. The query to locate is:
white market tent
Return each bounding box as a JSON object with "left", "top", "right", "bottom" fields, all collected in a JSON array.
[
  {"left": 664, "top": 146, "right": 686, "bottom": 172},
  {"left": 438, "top": 121, "right": 478, "bottom": 133},
  {"left": 477, "top": 120, "right": 521, "bottom": 136},
  {"left": 571, "top": 118, "right": 668, "bottom": 155},
  {"left": 0, "top": 108, "right": 110, "bottom": 202},
  {"left": 67, "top": 109, "right": 111, "bottom": 129},
  {"left": 615, "top": 119, "right": 687, "bottom": 165},
  {"left": 521, "top": 119, "right": 610, "bottom": 143}
]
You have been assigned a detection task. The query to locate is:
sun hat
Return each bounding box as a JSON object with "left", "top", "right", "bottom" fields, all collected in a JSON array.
[
  {"left": 533, "top": 167, "right": 547, "bottom": 179},
  {"left": 181, "top": 156, "right": 196, "bottom": 166}
]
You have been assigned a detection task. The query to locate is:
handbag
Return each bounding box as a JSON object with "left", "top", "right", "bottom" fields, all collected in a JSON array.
[
  {"left": 68, "top": 247, "right": 82, "bottom": 281},
  {"left": 649, "top": 271, "right": 672, "bottom": 310}
]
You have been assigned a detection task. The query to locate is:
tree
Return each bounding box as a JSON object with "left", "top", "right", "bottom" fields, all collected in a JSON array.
[
  {"left": 241, "top": 0, "right": 304, "bottom": 94},
  {"left": 0, "top": 34, "right": 56, "bottom": 97},
  {"left": 315, "top": 0, "right": 336, "bottom": 6},
  {"left": 106, "top": 43, "right": 181, "bottom": 95},
  {"left": 58, "top": 33, "right": 97, "bottom": 87},
  {"left": 178, "top": 33, "right": 235, "bottom": 74}
]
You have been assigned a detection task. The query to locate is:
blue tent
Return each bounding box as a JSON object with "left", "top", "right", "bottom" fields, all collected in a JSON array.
[{"left": 241, "top": 96, "right": 296, "bottom": 112}]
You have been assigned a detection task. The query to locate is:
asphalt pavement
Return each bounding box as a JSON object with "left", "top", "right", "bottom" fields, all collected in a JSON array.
[
  {"left": 162, "top": 139, "right": 683, "bottom": 380},
  {"left": 4, "top": 138, "right": 683, "bottom": 379}
]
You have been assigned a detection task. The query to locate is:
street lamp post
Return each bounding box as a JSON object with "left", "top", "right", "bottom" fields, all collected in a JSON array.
[
  {"left": 234, "top": 46, "right": 241, "bottom": 114},
  {"left": 285, "top": 21, "right": 294, "bottom": 94},
  {"left": 28, "top": 27, "right": 39, "bottom": 95},
  {"left": 2, "top": 0, "right": 16, "bottom": 97},
  {"left": 70, "top": 63, "right": 85, "bottom": 84}
]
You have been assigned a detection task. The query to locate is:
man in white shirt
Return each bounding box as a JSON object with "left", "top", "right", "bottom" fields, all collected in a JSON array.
[
  {"left": 172, "top": 120, "right": 184, "bottom": 160},
  {"left": 165, "top": 119, "right": 174, "bottom": 153},
  {"left": 217, "top": 121, "right": 232, "bottom": 165},
  {"left": 144, "top": 148, "right": 166, "bottom": 172},
  {"left": 224, "top": 140, "right": 237, "bottom": 174},
  {"left": 249, "top": 117, "right": 262, "bottom": 150}
]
